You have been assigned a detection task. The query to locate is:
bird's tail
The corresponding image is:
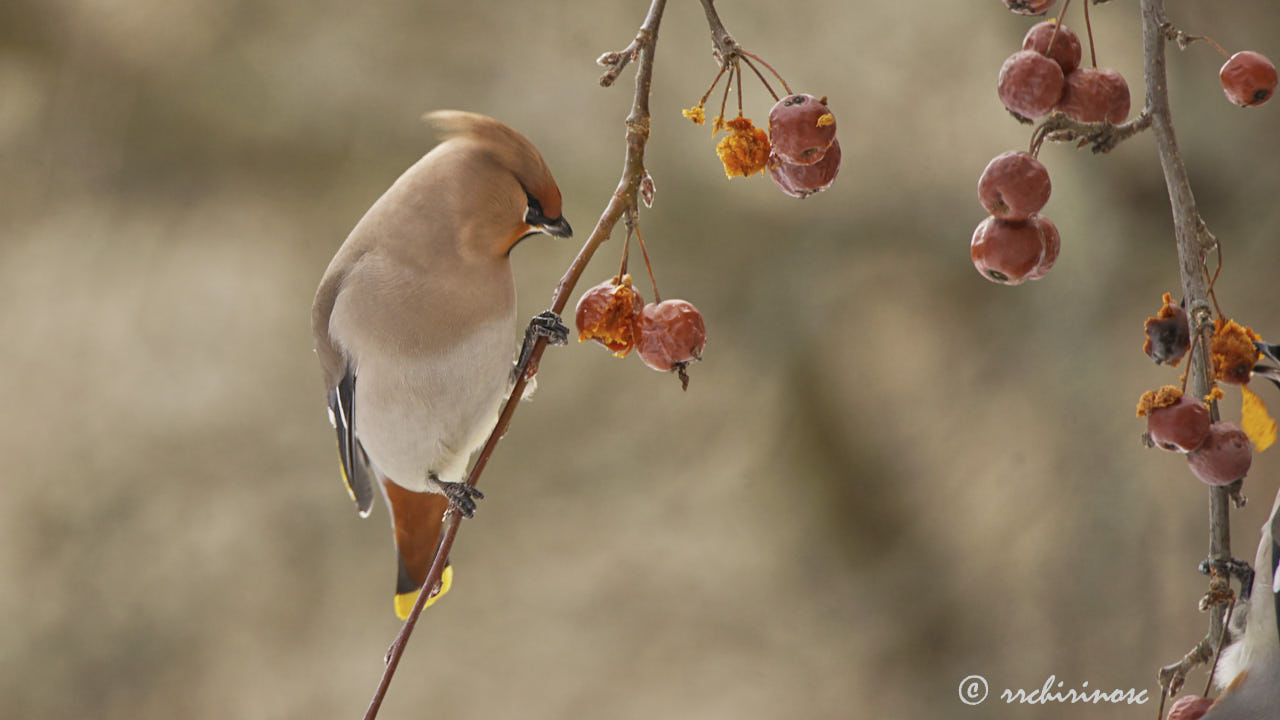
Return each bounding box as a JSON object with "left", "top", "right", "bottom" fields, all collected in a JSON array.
[{"left": 379, "top": 477, "right": 454, "bottom": 619}]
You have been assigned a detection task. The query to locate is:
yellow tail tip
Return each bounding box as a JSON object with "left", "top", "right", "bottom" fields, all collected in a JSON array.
[{"left": 393, "top": 565, "right": 454, "bottom": 620}]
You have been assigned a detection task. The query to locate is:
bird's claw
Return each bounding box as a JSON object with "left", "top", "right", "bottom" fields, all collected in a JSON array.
[
  {"left": 1199, "top": 557, "right": 1255, "bottom": 598},
  {"left": 528, "top": 310, "right": 569, "bottom": 346},
  {"left": 512, "top": 310, "right": 569, "bottom": 383},
  {"left": 440, "top": 481, "right": 484, "bottom": 519}
]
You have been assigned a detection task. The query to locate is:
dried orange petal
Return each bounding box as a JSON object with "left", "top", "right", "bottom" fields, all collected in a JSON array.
[
  {"left": 1211, "top": 317, "right": 1261, "bottom": 385},
  {"left": 1136, "top": 385, "right": 1183, "bottom": 418},
  {"left": 715, "top": 116, "right": 770, "bottom": 178}
]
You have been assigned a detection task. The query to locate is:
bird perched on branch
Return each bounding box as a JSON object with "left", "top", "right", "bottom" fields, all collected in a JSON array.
[
  {"left": 312, "top": 111, "right": 572, "bottom": 618},
  {"left": 1198, "top": 487, "right": 1280, "bottom": 719}
]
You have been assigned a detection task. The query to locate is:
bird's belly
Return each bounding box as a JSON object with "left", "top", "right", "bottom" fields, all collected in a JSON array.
[{"left": 354, "top": 323, "right": 511, "bottom": 491}]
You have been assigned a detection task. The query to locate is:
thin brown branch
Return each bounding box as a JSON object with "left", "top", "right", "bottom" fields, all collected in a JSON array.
[
  {"left": 1141, "top": 0, "right": 1232, "bottom": 693},
  {"left": 1029, "top": 110, "right": 1152, "bottom": 156},
  {"left": 360, "top": 1, "right": 668, "bottom": 718}
]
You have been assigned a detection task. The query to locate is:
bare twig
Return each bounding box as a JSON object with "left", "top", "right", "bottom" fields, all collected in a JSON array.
[
  {"left": 1029, "top": 110, "right": 1152, "bottom": 155},
  {"left": 360, "top": 1, "right": 668, "bottom": 717},
  {"left": 1141, "top": 0, "right": 1233, "bottom": 695}
]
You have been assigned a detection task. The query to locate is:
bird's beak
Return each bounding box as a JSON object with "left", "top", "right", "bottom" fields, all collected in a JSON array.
[{"left": 539, "top": 216, "right": 573, "bottom": 238}]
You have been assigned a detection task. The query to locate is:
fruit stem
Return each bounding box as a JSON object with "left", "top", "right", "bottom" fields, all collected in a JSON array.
[
  {"left": 738, "top": 49, "right": 793, "bottom": 95},
  {"left": 1045, "top": 0, "right": 1072, "bottom": 59},
  {"left": 696, "top": 63, "right": 728, "bottom": 110},
  {"left": 735, "top": 56, "right": 744, "bottom": 117},
  {"left": 1203, "top": 596, "right": 1237, "bottom": 697},
  {"left": 1083, "top": 0, "right": 1097, "bottom": 69},
  {"left": 717, "top": 63, "right": 735, "bottom": 128},
  {"left": 1172, "top": 31, "right": 1231, "bottom": 60},
  {"left": 618, "top": 223, "right": 632, "bottom": 278},
  {"left": 633, "top": 218, "right": 661, "bottom": 302},
  {"left": 740, "top": 55, "right": 780, "bottom": 101}
]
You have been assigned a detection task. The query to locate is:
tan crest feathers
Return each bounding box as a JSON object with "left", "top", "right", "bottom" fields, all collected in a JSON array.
[{"left": 421, "top": 110, "right": 564, "bottom": 221}]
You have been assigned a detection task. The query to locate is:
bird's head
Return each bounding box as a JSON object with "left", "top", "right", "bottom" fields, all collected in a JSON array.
[{"left": 424, "top": 111, "right": 572, "bottom": 256}]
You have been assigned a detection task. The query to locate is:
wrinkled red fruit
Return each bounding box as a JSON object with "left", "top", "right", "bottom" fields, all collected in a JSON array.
[
  {"left": 1144, "top": 303, "right": 1190, "bottom": 366},
  {"left": 970, "top": 215, "right": 1051, "bottom": 285},
  {"left": 998, "top": 50, "right": 1065, "bottom": 119},
  {"left": 1057, "top": 68, "right": 1130, "bottom": 123},
  {"left": 635, "top": 300, "right": 707, "bottom": 372},
  {"left": 1002, "top": 0, "right": 1055, "bottom": 15},
  {"left": 768, "top": 94, "right": 836, "bottom": 166},
  {"left": 574, "top": 276, "right": 644, "bottom": 356},
  {"left": 1165, "top": 695, "right": 1214, "bottom": 720},
  {"left": 1023, "top": 21, "right": 1082, "bottom": 74},
  {"left": 1147, "top": 395, "right": 1211, "bottom": 453},
  {"left": 769, "top": 139, "right": 841, "bottom": 198},
  {"left": 1220, "top": 51, "right": 1278, "bottom": 107},
  {"left": 1025, "top": 214, "right": 1059, "bottom": 280},
  {"left": 977, "top": 151, "right": 1052, "bottom": 221},
  {"left": 1187, "top": 422, "right": 1252, "bottom": 486}
]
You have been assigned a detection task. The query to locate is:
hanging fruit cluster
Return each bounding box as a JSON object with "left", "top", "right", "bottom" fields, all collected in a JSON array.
[
  {"left": 1134, "top": 291, "right": 1278, "bottom": 489},
  {"left": 682, "top": 48, "right": 840, "bottom": 198},
  {"left": 574, "top": 227, "right": 706, "bottom": 390}
]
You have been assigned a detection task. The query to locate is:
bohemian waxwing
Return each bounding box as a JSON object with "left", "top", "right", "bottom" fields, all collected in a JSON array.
[
  {"left": 312, "top": 111, "right": 571, "bottom": 618},
  {"left": 1198, "top": 487, "right": 1280, "bottom": 719}
]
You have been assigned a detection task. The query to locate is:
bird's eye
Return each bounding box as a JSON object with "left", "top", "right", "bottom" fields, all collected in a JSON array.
[{"left": 524, "top": 193, "right": 546, "bottom": 225}]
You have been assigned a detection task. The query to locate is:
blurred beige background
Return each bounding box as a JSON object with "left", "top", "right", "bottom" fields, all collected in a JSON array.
[{"left": 5, "top": 1, "right": 1280, "bottom": 718}]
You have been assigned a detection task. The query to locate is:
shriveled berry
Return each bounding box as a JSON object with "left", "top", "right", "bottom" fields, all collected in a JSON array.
[
  {"left": 1002, "top": 0, "right": 1055, "bottom": 15},
  {"left": 1211, "top": 316, "right": 1261, "bottom": 385},
  {"left": 1187, "top": 422, "right": 1252, "bottom": 486},
  {"left": 574, "top": 275, "right": 644, "bottom": 356},
  {"left": 970, "top": 215, "right": 1048, "bottom": 286},
  {"left": 635, "top": 300, "right": 707, "bottom": 372},
  {"left": 1057, "top": 68, "right": 1130, "bottom": 123},
  {"left": 1220, "top": 51, "right": 1278, "bottom": 107},
  {"left": 998, "top": 50, "right": 1065, "bottom": 119},
  {"left": 1025, "top": 214, "right": 1059, "bottom": 280},
  {"left": 1147, "top": 395, "right": 1212, "bottom": 453},
  {"left": 1165, "top": 695, "right": 1214, "bottom": 720},
  {"left": 977, "top": 151, "right": 1051, "bottom": 221},
  {"left": 1143, "top": 292, "right": 1190, "bottom": 366},
  {"left": 769, "top": 139, "right": 841, "bottom": 198},
  {"left": 1023, "top": 21, "right": 1082, "bottom": 74},
  {"left": 768, "top": 94, "right": 836, "bottom": 166}
]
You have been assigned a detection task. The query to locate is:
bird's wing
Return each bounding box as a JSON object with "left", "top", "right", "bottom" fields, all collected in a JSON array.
[
  {"left": 327, "top": 367, "right": 376, "bottom": 516},
  {"left": 313, "top": 251, "right": 376, "bottom": 517}
]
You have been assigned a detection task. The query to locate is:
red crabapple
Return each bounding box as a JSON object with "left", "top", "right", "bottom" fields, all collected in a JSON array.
[
  {"left": 998, "top": 51, "right": 1066, "bottom": 119},
  {"left": 1186, "top": 422, "right": 1252, "bottom": 486},
  {"left": 1165, "top": 695, "right": 1214, "bottom": 720},
  {"left": 1025, "top": 214, "right": 1059, "bottom": 280},
  {"left": 1146, "top": 395, "right": 1212, "bottom": 453},
  {"left": 977, "top": 151, "right": 1052, "bottom": 221},
  {"left": 635, "top": 300, "right": 707, "bottom": 372},
  {"left": 769, "top": 139, "right": 841, "bottom": 198},
  {"left": 1057, "top": 68, "right": 1130, "bottom": 123},
  {"left": 574, "top": 275, "right": 644, "bottom": 356},
  {"left": 1220, "top": 51, "right": 1278, "bottom": 107},
  {"left": 1023, "top": 21, "right": 1083, "bottom": 74},
  {"left": 768, "top": 94, "right": 836, "bottom": 166},
  {"left": 970, "top": 215, "right": 1048, "bottom": 285}
]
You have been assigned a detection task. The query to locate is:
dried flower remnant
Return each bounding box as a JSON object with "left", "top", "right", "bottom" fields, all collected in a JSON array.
[
  {"left": 574, "top": 275, "right": 645, "bottom": 356},
  {"left": 682, "top": 106, "right": 706, "bottom": 125},
  {"left": 1136, "top": 384, "right": 1185, "bottom": 417},
  {"left": 1210, "top": 317, "right": 1261, "bottom": 385},
  {"left": 715, "top": 117, "right": 770, "bottom": 178},
  {"left": 1143, "top": 292, "right": 1190, "bottom": 366}
]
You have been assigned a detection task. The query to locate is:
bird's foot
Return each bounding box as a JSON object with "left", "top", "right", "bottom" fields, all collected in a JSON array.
[
  {"left": 439, "top": 481, "right": 484, "bottom": 519},
  {"left": 1199, "top": 557, "right": 1255, "bottom": 598},
  {"left": 512, "top": 310, "right": 569, "bottom": 382}
]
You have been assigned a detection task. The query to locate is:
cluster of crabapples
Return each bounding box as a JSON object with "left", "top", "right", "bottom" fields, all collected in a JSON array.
[
  {"left": 682, "top": 56, "right": 839, "bottom": 197},
  {"left": 574, "top": 273, "right": 707, "bottom": 388},
  {"left": 1134, "top": 294, "right": 1277, "bottom": 487}
]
